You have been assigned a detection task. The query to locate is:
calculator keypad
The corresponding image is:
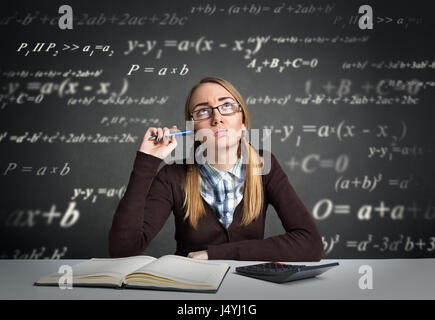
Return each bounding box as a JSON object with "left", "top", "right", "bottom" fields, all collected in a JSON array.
[{"left": 239, "top": 262, "right": 306, "bottom": 275}]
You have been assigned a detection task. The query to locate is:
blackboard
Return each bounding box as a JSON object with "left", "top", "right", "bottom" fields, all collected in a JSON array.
[{"left": 1, "top": 0, "right": 434, "bottom": 259}]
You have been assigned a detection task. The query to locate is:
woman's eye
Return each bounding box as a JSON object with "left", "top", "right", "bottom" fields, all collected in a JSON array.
[
  {"left": 197, "top": 109, "right": 208, "bottom": 114},
  {"left": 222, "top": 103, "right": 233, "bottom": 109}
]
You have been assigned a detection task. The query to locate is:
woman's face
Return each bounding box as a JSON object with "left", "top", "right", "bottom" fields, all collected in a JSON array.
[{"left": 189, "top": 83, "right": 246, "bottom": 152}]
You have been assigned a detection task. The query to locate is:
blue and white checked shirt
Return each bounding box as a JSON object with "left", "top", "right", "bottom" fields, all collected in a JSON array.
[{"left": 199, "top": 156, "right": 246, "bottom": 228}]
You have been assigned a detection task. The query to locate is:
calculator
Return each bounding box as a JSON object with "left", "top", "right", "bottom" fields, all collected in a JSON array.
[{"left": 235, "top": 262, "right": 339, "bottom": 283}]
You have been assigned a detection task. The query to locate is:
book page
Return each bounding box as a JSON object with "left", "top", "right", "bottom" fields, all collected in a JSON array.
[
  {"left": 50, "top": 255, "right": 157, "bottom": 279},
  {"left": 133, "top": 255, "right": 229, "bottom": 286}
]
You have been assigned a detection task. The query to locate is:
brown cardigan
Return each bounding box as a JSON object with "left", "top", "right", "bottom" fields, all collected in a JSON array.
[{"left": 108, "top": 149, "right": 324, "bottom": 261}]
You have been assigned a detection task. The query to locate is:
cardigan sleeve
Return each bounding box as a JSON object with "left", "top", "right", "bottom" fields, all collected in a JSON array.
[
  {"left": 108, "top": 151, "right": 174, "bottom": 258},
  {"left": 207, "top": 151, "right": 324, "bottom": 261}
]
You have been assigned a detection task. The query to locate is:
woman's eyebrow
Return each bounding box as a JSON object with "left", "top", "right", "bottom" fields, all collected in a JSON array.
[{"left": 193, "top": 96, "right": 234, "bottom": 109}]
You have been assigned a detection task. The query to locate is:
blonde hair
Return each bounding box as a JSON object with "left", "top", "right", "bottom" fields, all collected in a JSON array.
[{"left": 182, "top": 77, "right": 264, "bottom": 229}]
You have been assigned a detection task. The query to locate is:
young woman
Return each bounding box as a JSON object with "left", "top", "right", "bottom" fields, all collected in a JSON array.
[{"left": 109, "top": 77, "right": 323, "bottom": 261}]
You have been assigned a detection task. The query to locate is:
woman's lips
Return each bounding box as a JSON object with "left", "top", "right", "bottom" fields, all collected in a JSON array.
[{"left": 214, "top": 129, "right": 228, "bottom": 137}]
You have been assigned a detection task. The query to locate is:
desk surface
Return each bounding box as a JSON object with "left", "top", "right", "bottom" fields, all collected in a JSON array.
[{"left": 0, "top": 259, "right": 434, "bottom": 300}]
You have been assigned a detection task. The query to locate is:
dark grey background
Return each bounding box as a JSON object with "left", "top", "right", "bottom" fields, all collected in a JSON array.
[{"left": 0, "top": 0, "right": 434, "bottom": 259}]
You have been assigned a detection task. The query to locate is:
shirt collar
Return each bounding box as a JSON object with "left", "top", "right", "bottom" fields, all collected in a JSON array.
[{"left": 199, "top": 155, "right": 245, "bottom": 186}]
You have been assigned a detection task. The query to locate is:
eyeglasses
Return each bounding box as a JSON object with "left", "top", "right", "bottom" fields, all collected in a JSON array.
[{"left": 190, "top": 102, "right": 242, "bottom": 121}]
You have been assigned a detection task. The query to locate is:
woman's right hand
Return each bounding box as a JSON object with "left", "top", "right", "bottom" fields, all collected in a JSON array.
[{"left": 139, "top": 125, "right": 178, "bottom": 160}]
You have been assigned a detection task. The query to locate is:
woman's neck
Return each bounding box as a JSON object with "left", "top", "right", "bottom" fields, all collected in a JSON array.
[{"left": 207, "top": 145, "right": 239, "bottom": 172}]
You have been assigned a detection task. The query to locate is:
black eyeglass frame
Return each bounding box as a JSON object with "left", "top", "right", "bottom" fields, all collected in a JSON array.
[{"left": 190, "top": 102, "right": 243, "bottom": 121}]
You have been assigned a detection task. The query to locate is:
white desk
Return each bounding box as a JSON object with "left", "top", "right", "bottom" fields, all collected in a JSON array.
[{"left": 0, "top": 259, "right": 434, "bottom": 300}]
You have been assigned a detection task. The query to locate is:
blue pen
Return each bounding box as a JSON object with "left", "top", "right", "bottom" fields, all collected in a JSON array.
[{"left": 148, "top": 129, "right": 194, "bottom": 140}]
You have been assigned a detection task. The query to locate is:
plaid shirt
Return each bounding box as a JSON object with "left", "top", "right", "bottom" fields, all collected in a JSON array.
[{"left": 199, "top": 156, "right": 245, "bottom": 228}]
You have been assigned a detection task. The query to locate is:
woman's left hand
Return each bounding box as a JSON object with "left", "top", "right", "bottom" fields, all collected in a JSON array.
[{"left": 187, "top": 250, "right": 208, "bottom": 260}]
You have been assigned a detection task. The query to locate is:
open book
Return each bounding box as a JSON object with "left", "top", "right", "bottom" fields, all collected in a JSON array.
[{"left": 34, "top": 255, "right": 230, "bottom": 293}]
